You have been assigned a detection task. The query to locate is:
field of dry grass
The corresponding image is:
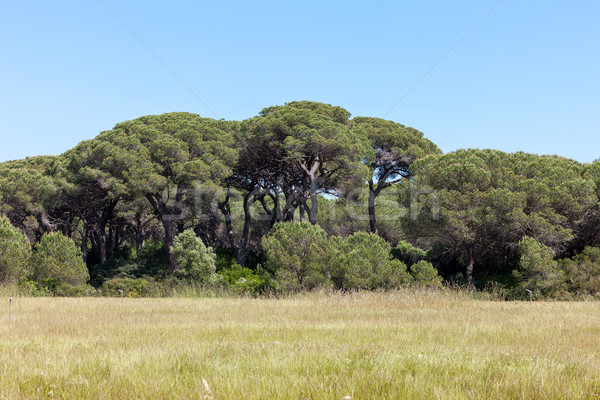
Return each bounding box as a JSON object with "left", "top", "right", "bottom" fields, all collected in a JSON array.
[{"left": 1, "top": 290, "right": 599, "bottom": 399}]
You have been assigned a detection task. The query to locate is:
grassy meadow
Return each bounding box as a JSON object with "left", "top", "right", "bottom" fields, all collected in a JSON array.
[{"left": 1, "top": 290, "right": 600, "bottom": 399}]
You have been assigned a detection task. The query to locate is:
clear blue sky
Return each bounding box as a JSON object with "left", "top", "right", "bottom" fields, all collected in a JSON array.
[{"left": 1, "top": 1, "right": 598, "bottom": 163}]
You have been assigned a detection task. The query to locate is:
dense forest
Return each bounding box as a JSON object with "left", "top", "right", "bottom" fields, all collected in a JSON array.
[{"left": 1, "top": 101, "right": 599, "bottom": 299}]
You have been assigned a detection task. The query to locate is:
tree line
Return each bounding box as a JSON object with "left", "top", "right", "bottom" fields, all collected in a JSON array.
[{"left": 1, "top": 101, "right": 599, "bottom": 298}]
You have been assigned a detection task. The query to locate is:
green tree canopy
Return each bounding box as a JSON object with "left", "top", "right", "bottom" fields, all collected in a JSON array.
[
  {"left": 330, "top": 232, "right": 411, "bottom": 290},
  {"left": 95, "top": 112, "right": 239, "bottom": 272},
  {"left": 405, "top": 149, "right": 596, "bottom": 285},
  {"left": 32, "top": 232, "right": 89, "bottom": 287},
  {"left": 0, "top": 156, "right": 58, "bottom": 240},
  {"left": 172, "top": 229, "right": 217, "bottom": 283},
  {"left": 262, "top": 222, "right": 331, "bottom": 292},
  {"left": 0, "top": 216, "right": 31, "bottom": 283},
  {"left": 244, "top": 101, "right": 370, "bottom": 225},
  {"left": 513, "top": 236, "right": 566, "bottom": 298},
  {"left": 351, "top": 117, "right": 440, "bottom": 235},
  {"left": 561, "top": 246, "right": 600, "bottom": 296}
]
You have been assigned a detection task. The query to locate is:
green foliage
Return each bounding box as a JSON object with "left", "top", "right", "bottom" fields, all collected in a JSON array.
[
  {"left": 0, "top": 156, "right": 57, "bottom": 237},
  {"left": 0, "top": 216, "right": 31, "bottom": 283},
  {"left": 32, "top": 232, "right": 89, "bottom": 287},
  {"left": 262, "top": 222, "right": 332, "bottom": 292},
  {"left": 218, "top": 263, "right": 266, "bottom": 294},
  {"left": 393, "top": 241, "right": 427, "bottom": 266},
  {"left": 102, "top": 277, "right": 150, "bottom": 298},
  {"left": 561, "top": 247, "right": 600, "bottom": 296},
  {"left": 331, "top": 232, "right": 412, "bottom": 290},
  {"left": 406, "top": 149, "right": 595, "bottom": 285},
  {"left": 410, "top": 260, "right": 443, "bottom": 288},
  {"left": 3, "top": 104, "right": 600, "bottom": 298},
  {"left": 513, "top": 236, "right": 566, "bottom": 298},
  {"left": 86, "top": 241, "right": 168, "bottom": 287},
  {"left": 245, "top": 101, "right": 371, "bottom": 225},
  {"left": 172, "top": 229, "right": 218, "bottom": 283}
]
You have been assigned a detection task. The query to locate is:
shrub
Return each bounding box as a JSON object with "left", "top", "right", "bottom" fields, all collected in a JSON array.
[
  {"left": 393, "top": 240, "right": 427, "bottom": 266},
  {"left": 32, "top": 232, "right": 89, "bottom": 288},
  {"left": 53, "top": 282, "right": 94, "bottom": 297},
  {"left": 218, "top": 263, "right": 266, "bottom": 294},
  {"left": 561, "top": 246, "right": 600, "bottom": 296},
  {"left": 331, "top": 232, "right": 412, "bottom": 290},
  {"left": 102, "top": 277, "right": 149, "bottom": 297},
  {"left": 172, "top": 229, "right": 218, "bottom": 284},
  {"left": 0, "top": 216, "right": 31, "bottom": 283},
  {"left": 512, "top": 236, "right": 566, "bottom": 298},
  {"left": 262, "top": 222, "right": 332, "bottom": 292},
  {"left": 410, "top": 260, "right": 443, "bottom": 288}
]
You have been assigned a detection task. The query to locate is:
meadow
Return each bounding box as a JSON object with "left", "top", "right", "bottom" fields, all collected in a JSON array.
[{"left": 1, "top": 290, "right": 599, "bottom": 399}]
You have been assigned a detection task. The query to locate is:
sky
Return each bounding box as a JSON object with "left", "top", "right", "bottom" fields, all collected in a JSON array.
[{"left": 0, "top": 0, "right": 598, "bottom": 163}]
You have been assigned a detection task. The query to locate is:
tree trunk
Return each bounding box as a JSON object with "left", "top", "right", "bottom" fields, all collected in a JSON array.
[
  {"left": 368, "top": 181, "right": 378, "bottom": 235},
  {"left": 219, "top": 190, "right": 240, "bottom": 264},
  {"left": 98, "top": 200, "right": 119, "bottom": 264},
  {"left": 466, "top": 247, "right": 475, "bottom": 285},
  {"left": 135, "top": 231, "right": 144, "bottom": 254},
  {"left": 81, "top": 222, "right": 88, "bottom": 264},
  {"left": 108, "top": 225, "right": 116, "bottom": 254},
  {"left": 308, "top": 188, "right": 318, "bottom": 225},
  {"left": 135, "top": 215, "right": 145, "bottom": 254},
  {"left": 238, "top": 191, "right": 257, "bottom": 267},
  {"left": 162, "top": 218, "right": 177, "bottom": 273}
]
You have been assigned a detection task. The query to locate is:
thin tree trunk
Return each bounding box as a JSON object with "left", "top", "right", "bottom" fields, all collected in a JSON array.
[
  {"left": 162, "top": 218, "right": 177, "bottom": 273},
  {"left": 308, "top": 188, "right": 318, "bottom": 225},
  {"left": 238, "top": 191, "right": 257, "bottom": 267},
  {"left": 98, "top": 199, "right": 118, "bottom": 264},
  {"left": 219, "top": 189, "right": 240, "bottom": 264},
  {"left": 368, "top": 181, "right": 378, "bottom": 235},
  {"left": 466, "top": 247, "right": 475, "bottom": 285},
  {"left": 81, "top": 222, "right": 88, "bottom": 264}
]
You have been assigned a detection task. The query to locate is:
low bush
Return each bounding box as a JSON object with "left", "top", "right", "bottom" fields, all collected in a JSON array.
[
  {"left": 262, "top": 222, "right": 332, "bottom": 293},
  {"left": 219, "top": 263, "right": 266, "bottom": 295},
  {"left": 101, "top": 277, "right": 150, "bottom": 298},
  {"left": 331, "top": 232, "right": 412, "bottom": 291},
  {"left": 410, "top": 260, "right": 443, "bottom": 288}
]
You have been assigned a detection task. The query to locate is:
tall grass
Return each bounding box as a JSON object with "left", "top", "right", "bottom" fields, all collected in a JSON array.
[{"left": 1, "top": 290, "right": 599, "bottom": 399}]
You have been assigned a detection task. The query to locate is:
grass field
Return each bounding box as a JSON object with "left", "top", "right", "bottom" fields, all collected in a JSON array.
[{"left": 1, "top": 290, "right": 600, "bottom": 399}]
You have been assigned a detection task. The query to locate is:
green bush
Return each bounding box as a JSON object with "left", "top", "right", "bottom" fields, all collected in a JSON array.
[
  {"left": 172, "top": 229, "right": 218, "bottom": 284},
  {"left": 561, "top": 246, "right": 600, "bottom": 297},
  {"left": 393, "top": 240, "right": 427, "bottom": 266},
  {"left": 219, "top": 263, "right": 266, "bottom": 294},
  {"left": 410, "top": 260, "right": 443, "bottom": 288},
  {"left": 262, "top": 222, "right": 332, "bottom": 292},
  {"left": 331, "top": 232, "right": 412, "bottom": 290},
  {"left": 0, "top": 216, "right": 31, "bottom": 283},
  {"left": 102, "top": 277, "right": 149, "bottom": 297},
  {"left": 513, "top": 236, "right": 566, "bottom": 298},
  {"left": 54, "top": 282, "right": 94, "bottom": 297},
  {"left": 32, "top": 232, "right": 89, "bottom": 287}
]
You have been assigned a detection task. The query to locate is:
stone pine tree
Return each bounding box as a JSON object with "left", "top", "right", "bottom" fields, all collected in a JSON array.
[
  {"left": 96, "top": 112, "right": 238, "bottom": 273},
  {"left": 243, "top": 101, "right": 370, "bottom": 226},
  {"left": 405, "top": 149, "right": 595, "bottom": 285},
  {"left": 351, "top": 117, "right": 440, "bottom": 235}
]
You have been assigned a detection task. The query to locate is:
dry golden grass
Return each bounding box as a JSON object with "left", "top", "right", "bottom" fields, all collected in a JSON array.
[{"left": 1, "top": 290, "right": 599, "bottom": 399}]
